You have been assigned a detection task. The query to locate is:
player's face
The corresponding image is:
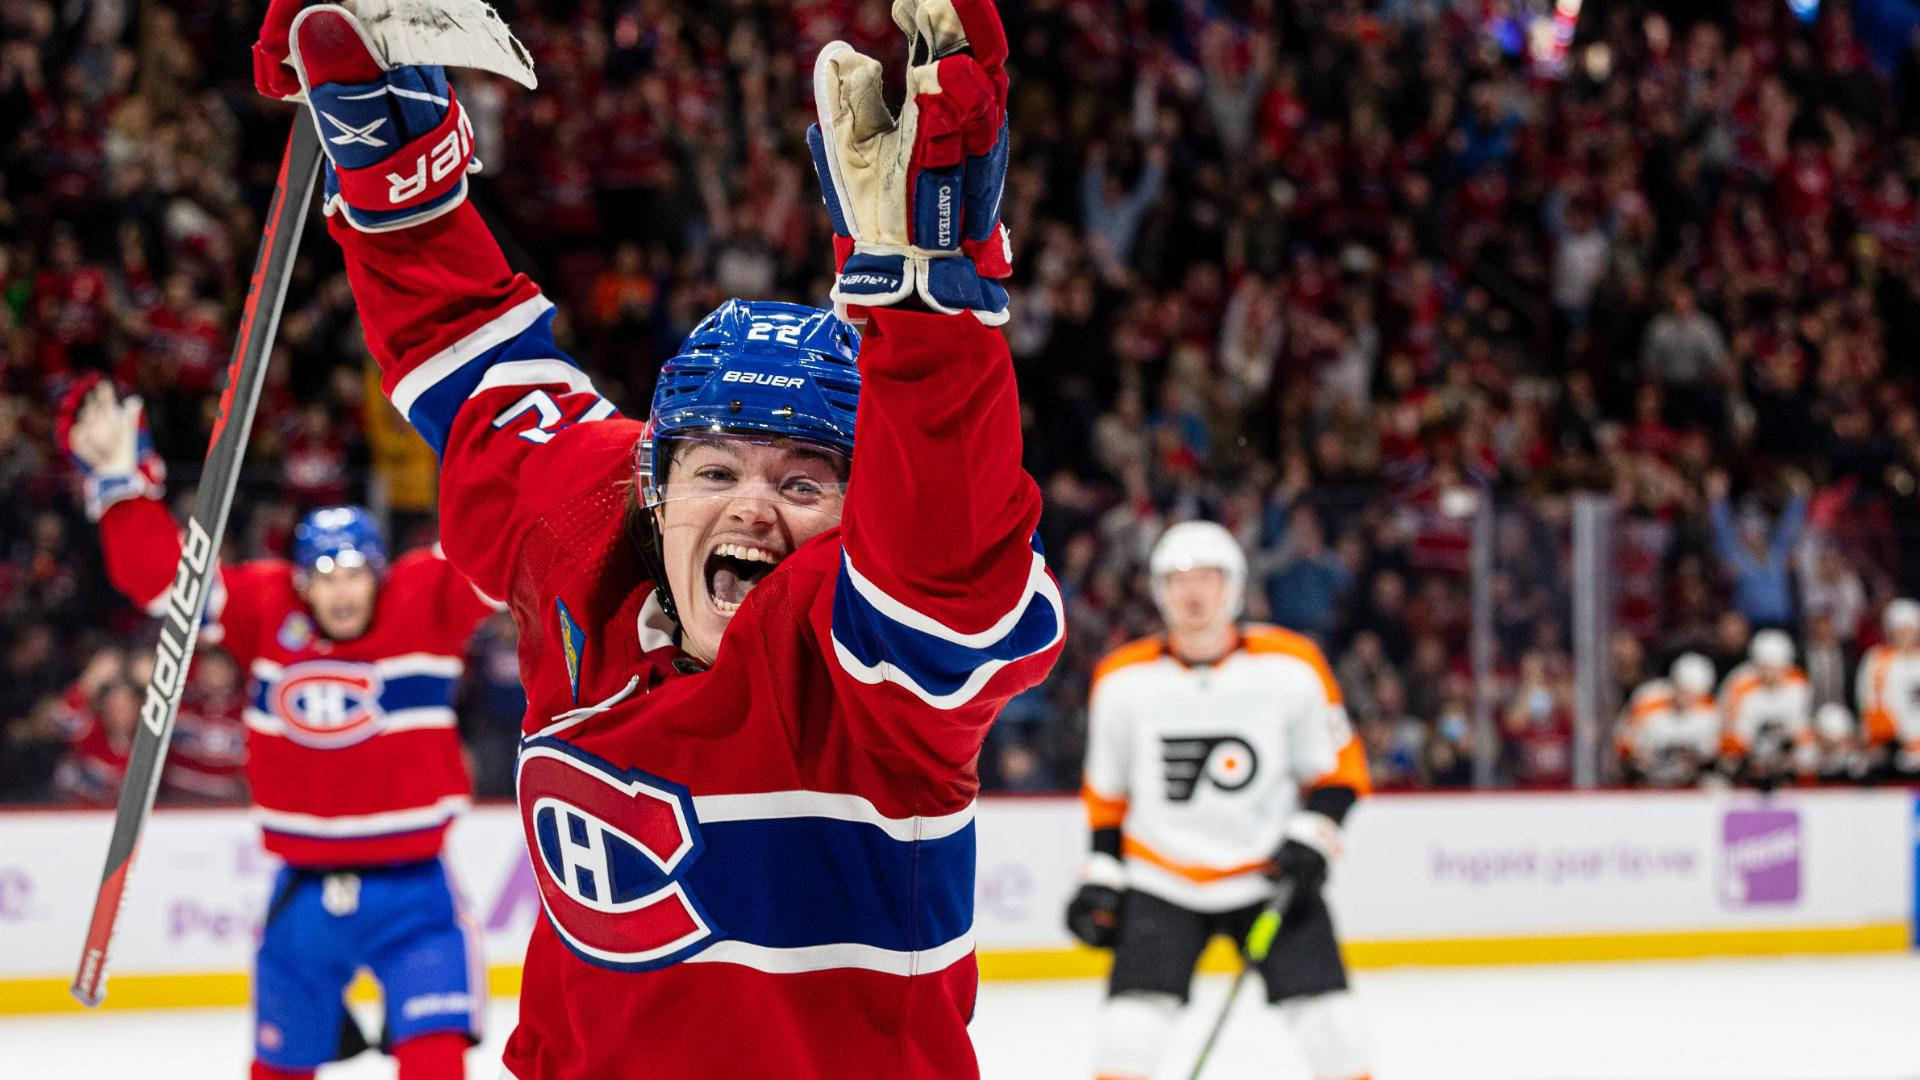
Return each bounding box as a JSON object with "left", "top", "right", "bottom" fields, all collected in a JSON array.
[
  {"left": 302, "top": 564, "right": 378, "bottom": 640},
  {"left": 658, "top": 437, "right": 848, "bottom": 663},
  {"left": 1158, "top": 567, "right": 1229, "bottom": 634}
]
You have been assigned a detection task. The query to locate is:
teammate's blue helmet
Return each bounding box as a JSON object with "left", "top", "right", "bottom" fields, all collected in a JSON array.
[
  {"left": 637, "top": 299, "right": 861, "bottom": 507},
  {"left": 292, "top": 506, "right": 387, "bottom": 578}
]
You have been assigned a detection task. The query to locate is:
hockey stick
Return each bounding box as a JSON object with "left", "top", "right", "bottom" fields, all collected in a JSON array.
[
  {"left": 71, "top": 116, "right": 323, "bottom": 1008},
  {"left": 1185, "top": 879, "right": 1298, "bottom": 1080}
]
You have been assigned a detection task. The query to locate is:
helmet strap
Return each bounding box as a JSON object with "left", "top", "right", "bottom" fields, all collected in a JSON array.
[{"left": 628, "top": 499, "right": 681, "bottom": 630}]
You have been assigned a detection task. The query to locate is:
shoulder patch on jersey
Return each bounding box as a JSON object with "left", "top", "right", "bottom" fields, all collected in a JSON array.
[
  {"left": 516, "top": 737, "right": 718, "bottom": 971},
  {"left": 1093, "top": 637, "right": 1164, "bottom": 684},
  {"left": 1242, "top": 625, "right": 1342, "bottom": 705},
  {"left": 556, "top": 598, "right": 586, "bottom": 705},
  {"left": 277, "top": 612, "right": 315, "bottom": 651}
]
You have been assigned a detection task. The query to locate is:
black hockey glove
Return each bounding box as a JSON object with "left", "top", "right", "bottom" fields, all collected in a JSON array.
[
  {"left": 1264, "top": 811, "right": 1339, "bottom": 895},
  {"left": 1065, "top": 883, "right": 1124, "bottom": 948},
  {"left": 1266, "top": 838, "right": 1328, "bottom": 893}
]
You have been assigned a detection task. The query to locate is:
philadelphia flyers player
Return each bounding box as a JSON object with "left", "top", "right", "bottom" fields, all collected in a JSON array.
[
  {"left": 1068, "top": 521, "right": 1372, "bottom": 1080},
  {"left": 254, "top": 0, "right": 1054, "bottom": 1076},
  {"left": 60, "top": 378, "right": 494, "bottom": 1080}
]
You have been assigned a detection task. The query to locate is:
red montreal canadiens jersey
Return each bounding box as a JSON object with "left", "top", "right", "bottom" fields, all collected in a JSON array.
[
  {"left": 97, "top": 498, "right": 494, "bottom": 865},
  {"left": 327, "top": 201, "right": 1062, "bottom": 1078}
]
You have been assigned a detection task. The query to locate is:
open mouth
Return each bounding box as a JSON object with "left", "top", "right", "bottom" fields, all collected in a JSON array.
[{"left": 703, "top": 542, "right": 783, "bottom": 615}]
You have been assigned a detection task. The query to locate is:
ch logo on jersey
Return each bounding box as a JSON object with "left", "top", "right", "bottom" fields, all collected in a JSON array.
[
  {"left": 272, "top": 662, "right": 385, "bottom": 748},
  {"left": 516, "top": 737, "right": 718, "bottom": 971},
  {"left": 1161, "top": 736, "right": 1259, "bottom": 802}
]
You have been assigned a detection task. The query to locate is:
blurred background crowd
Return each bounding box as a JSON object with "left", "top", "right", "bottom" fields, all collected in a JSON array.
[{"left": 6, "top": 0, "right": 1920, "bottom": 803}]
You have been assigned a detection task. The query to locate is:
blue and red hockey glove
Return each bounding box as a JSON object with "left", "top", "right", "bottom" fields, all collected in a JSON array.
[
  {"left": 56, "top": 375, "right": 166, "bottom": 521},
  {"left": 807, "top": 0, "right": 1012, "bottom": 326},
  {"left": 254, "top": 2, "right": 478, "bottom": 233}
]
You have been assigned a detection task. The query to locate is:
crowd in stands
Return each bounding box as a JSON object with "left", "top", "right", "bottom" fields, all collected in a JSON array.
[{"left": 6, "top": 0, "right": 1920, "bottom": 803}]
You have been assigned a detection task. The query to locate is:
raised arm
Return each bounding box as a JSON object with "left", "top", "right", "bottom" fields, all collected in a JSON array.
[
  {"left": 803, "top": 0, "right": 1059, "bottom": 773},
  {"left": 258, "top": 6, "right": 630, "bottom": 605},
  {"left": 57, "top": 378, "right": 267, "bottom": 654},
  {"left": 818, "top": 308, "right": 1061, "bottom": 770}
]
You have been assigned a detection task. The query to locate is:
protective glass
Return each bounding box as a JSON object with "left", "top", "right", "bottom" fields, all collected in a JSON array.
[{"left": 648, "top": 433, "right": 851, "bottom": 521}]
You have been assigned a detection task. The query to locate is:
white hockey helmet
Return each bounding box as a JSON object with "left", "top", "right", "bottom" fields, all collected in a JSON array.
[
  {"left": 1815, "top": 703, "right": 1855, "bottom": 742},
  {"left": 1148, "top": 520, "right": 1247, "bottom": 624},
  {"left": 1670, "top": 652, "right": 1715, "bottom": 697},
  {"left": 1883, "top": 598, "right": 1920, "bottom": 637},
  {"left": 1749, "top": 628, "right": 1794, "bottom": 670}
]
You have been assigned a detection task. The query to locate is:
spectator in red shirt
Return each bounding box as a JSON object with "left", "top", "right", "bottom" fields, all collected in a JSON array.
[
  {"left": 163, "top": 647, "right": 248, "bottom": 804},
  {"left": 52, "top": 672, "right": 141, "bottom": 807}
]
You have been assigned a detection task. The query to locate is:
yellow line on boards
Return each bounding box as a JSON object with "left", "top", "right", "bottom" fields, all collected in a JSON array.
[
  {"left": 0, "top": 923, "right": 1906, "bottom": 1014},
  {"left": 982, "top": 922, "right": 1912, "bottom": 980}
]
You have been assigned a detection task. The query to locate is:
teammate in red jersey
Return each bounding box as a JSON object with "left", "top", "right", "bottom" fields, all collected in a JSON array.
[
  {"left": 255, "top": 0, "right": 1052, "bottom": 1075},
  {"left": 61, "top": 375, "right": 497, "bottom": 1079}
]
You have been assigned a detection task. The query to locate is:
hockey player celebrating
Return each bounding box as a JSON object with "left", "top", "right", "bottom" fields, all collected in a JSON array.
[
  {"left": 1067, "top": 521, "right": 1371, "bottom": 1080},
  {"left": 1718, "top": 629, "right": 1814, "bottom": 786},
  {"left": 59, "top": 379, "right": 495, "bottom": 1078},
  {"left": 1856, "top": 598, "right": 1920, "bottom": 778},
  {"left": 253, "top": 0, "right": 1056, "bottom": 1076},
  {"left": 1618, "top": 652, "right": 1720, "bottom": 786}
]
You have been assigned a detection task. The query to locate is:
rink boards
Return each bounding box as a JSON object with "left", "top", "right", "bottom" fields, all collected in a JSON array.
[{"left": 0, "top": 788, "right": 1914, "bottom": 1013}]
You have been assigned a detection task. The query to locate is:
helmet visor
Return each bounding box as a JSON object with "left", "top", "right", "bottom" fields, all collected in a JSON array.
[{"left": 648, "top": 432, "right": 851, "bottom": 521}]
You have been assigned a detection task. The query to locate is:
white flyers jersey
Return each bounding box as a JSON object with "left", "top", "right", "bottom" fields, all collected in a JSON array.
[
  {"left": 1718, "top": 662, "right": 1812, "bottom": 753},
  {"left": 1622, "top": 678, "right": 1720, "bottom": 761},
  {"left": 1080, "top": 626, "right": 1369, "bottom": 912},
  {"left": 1856, "top": 644, "right": 1920, "bottom": 746}
]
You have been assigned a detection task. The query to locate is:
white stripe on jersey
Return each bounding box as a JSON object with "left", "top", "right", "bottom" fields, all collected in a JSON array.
[
  {"left": 689, "top": 791, "right": 975, "bottom": 843},
  {"left": 250, "top": 653, "right": 466, "bottom": 681},
  {"left": 830, "top": 549, "right": 1063, "bottom": 711},
  {"left": 256, "top": 793, "right": 470, "bottom": 838},
  {"left": 389, "top": 294, "right": 556, "bottom": 418},
  {"left": 471, "top": 358, "right": 597, "bottom": 399},
  {"left": 242, "top": 706, "right": 457, "bottom": 737},
  {"left": 840, "top": 549, "right": 1058, "bottom": 648},
  {"left": 685, "top": 930, "right": 974, "bottom": 977}
]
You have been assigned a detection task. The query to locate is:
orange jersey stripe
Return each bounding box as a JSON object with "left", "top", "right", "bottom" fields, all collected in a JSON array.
[
  {"left": 1123, "top": 835, "right": 1272, "bottom": 884},
  {"left": 1243, "top": 624, "right": 1343, "bottom": 705},
  {"left": 1082, "top": 784, "right": 1129, "bottom": 830},
  {"left": 1311, "top": 737, "right": 1373, "bottom": 797},
  {"left": 1092, "top": 636, "right": 1164, "bottom": 686}
]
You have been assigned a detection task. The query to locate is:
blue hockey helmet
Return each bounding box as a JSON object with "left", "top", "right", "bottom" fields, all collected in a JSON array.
[
  {"left": 292, "top": 505, "right": 387, "bottom": 580},
  {"left": 636, "top": 299, "right": 861, "bottom": 507}
]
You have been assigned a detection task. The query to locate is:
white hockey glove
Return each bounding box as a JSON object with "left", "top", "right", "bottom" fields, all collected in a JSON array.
[
  {"left": 807, "top": 0, "right": 1012, "bottom": 325},
  {"left": 58, "top": 377, "right": 165, "bottom": 520}
]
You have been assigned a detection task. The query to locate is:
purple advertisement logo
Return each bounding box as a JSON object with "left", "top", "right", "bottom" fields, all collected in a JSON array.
[
  {"left": 1720, "top": 808, "right": 1801, "bottom": 906},
  {"left": 0, "top": 867, "right": 32, "bottom": 921}
]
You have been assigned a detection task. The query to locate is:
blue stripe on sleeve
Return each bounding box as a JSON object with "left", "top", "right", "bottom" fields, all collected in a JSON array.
[
  {"left": 406, "top": 307, "right": 570, "bottom": 457},
  {"left": 830, "top": 537, "right": 1061, "bottom": 707}
]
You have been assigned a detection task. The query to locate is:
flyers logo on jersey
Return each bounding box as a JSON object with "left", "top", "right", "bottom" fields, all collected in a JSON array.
[
  {"left": 272, "top": 662, "right": 385, "bottom": 748},
  {"left": 516, "top": 738, "right": 718, "bottom": 971},
  {"left": 1161, "top": 735, "right": 1259, "bottom": 801}
]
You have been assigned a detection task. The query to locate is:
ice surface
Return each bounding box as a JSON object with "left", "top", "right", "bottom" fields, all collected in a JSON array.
[{"left": 4, "top": 955, "right": 1919, "bottom": 1079}]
